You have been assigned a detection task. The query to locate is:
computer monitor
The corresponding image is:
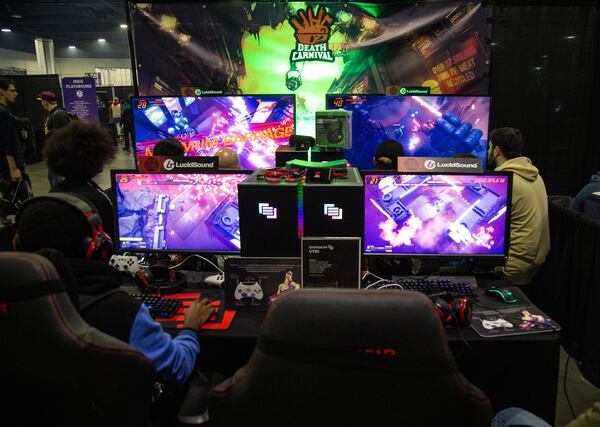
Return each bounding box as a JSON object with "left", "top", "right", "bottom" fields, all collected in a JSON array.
[
  {"left": 112, "top": 170, "right": 251, "bottom": 253},
  {"left": 133, "top": 95, "right": 295, "bottom": 170},
  {"left": 363, "top": 172, "right": 511, "bottom": 260},
  {"left": 326, "top": 95, "right": 490, "bottom": 170}
]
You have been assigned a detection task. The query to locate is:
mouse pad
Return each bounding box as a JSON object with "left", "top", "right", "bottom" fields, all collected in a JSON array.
[
  {"left": 155, "top": 292, "right": 236, "bottom": 331},
  {"left": 471, "top": 305, "right": 561, "bottom": 338}
]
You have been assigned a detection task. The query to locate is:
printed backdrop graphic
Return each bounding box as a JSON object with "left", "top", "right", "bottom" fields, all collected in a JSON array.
[{"left": 129, "top": 2, "right": 491, "bottom": 136}]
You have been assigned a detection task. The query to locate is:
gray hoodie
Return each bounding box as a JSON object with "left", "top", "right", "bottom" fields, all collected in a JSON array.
[{"left": 496, "top": 157, "right": 550, "bottom": 285}]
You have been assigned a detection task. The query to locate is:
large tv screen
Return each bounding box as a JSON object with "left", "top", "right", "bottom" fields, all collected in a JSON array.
[
  {"left": 327, "top": 95, "right": 490, "bottom": 170},
  {"left": 363, "top": 172, "right": 511, "bottom": 258},
  {"left": 113, "top": 171, "right": 251, "bottom": 253},
  {"left": 133, "top": 95, "right": 295, "bottom": 170}
]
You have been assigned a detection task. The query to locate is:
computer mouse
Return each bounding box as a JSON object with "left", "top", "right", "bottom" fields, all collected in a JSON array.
[{"left": 485, "top": 287, "right": 518, "bottom": 304}]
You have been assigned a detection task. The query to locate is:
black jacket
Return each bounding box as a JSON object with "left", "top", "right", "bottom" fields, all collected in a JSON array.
[{"left": 51, "top": 179, "right": 116, "bottom": 241}]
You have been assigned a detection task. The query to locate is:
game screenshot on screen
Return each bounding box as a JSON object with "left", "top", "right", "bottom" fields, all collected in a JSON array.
[
  {"left": 133, "top": 95, "right": 295, "bottom": 170},
  {"left": 363, "top": 173, "right": 510, "bottom": 256},
  {"left": 327, "top": 95, "right": 490, "bottom": 170},
  {"left": 114, "top": 172, "right": 250, "bottom": 252}
]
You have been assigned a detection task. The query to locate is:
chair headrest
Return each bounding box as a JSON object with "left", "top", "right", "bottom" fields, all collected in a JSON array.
[
  {"left": 0, "top": 252, "right": 65, "bottom": 301},
  {"left": 258, "top": 289, "right": 455, "bottom": 374}
]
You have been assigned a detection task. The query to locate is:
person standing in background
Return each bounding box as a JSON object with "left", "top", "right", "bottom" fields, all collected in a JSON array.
[
  {"left": 38, "top": 91, "right": 70, "bottom": 188},
  {"left": 109, "top": 97, "right": 121, "bottom": 146},
  {"left": 0, "top": 78, "right": 28, "bottom": 218},
  {"left": 120, "top": 97, "right": 133, "bottom": 151}
]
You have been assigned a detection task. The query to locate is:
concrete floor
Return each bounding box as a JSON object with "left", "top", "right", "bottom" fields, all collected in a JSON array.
[
  {"left": 26, "top": 142, "right": 136, "bottom": 195},
  {"left": 24, "top": 149, "right": 600, "bottom": 426}
]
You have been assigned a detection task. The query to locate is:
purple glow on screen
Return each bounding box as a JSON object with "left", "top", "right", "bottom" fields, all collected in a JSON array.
[{"left": 115, "top": 173, "right": 249, "bottom": 252}]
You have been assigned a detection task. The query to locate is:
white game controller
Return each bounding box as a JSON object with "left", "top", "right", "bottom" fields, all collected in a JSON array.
[
  {"left": 482, "top": 318, "right": 514, "bottom": 330},
  {"left": 109, "top": 255, "right": 140, "bottom": 276},
  {"left": 234, "top": 282, "right": 264, "bottom": 301},
  {"left": 205, "top": 274, "right": 225, "bottom": 288}
]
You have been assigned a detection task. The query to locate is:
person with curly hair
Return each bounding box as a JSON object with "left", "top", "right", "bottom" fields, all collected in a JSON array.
[{"left": 45, "top": 120, "right": 116, "bottom": 239}]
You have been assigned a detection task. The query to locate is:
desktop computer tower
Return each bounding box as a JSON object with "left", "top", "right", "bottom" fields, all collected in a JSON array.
[
  {"left": 302, "top": 167, "right": 363, "bottom": 238},
  {"left": 238, "top": 171, "right": 299, "bottom": 257}
]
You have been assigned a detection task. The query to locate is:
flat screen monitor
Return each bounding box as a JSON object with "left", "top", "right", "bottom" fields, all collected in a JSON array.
[
  {"left": 112, "top": 170, "right": 251, "bottom": 253},
  {"left": 133, "top": 95, "right": 295, "bottom": 170},
  {"left": 363, "top": 172, "right": 511, "bottom": 259},
  {"left": 326, "top": 95, "right": 490, "bottom": 170}
]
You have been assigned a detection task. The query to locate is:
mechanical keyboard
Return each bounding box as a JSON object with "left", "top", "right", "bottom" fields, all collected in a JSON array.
[
  {"left": 130, "top": 293, "right": 182, "bottom": 318},
  {"left": 368, "top": 277, "right": 477, "bottom": 298}
]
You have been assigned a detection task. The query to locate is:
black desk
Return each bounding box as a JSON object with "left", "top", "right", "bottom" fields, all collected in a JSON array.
[{"left": 160, "top": 273, "right": 560, "bottom": 424}]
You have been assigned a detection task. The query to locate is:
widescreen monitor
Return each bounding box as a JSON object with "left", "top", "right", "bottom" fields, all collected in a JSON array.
[
  {"left": 326, "top": 95, "right": 490, "bottom": 170},
  {"left": 112, "top": 171, "right": 251, "bottom": 253},
  {"left": 363, "top": 172, "right": 511, "bottom": 259},
  {"left": 133, "top": 95, "right": 295, "bottom": 170}
]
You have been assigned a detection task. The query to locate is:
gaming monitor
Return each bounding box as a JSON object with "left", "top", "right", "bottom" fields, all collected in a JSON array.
[
  {"left": 326, "top": 95, "right": 490, "bottom": 170},
  {"left": 133, "top": 95, "right": 295, "bottom": 170},
  {"left": 112, "top": 170, "right": 251, "bottom": 253},
  {"left": 363, "top": 172, "right": 511, "bottom": 259}
]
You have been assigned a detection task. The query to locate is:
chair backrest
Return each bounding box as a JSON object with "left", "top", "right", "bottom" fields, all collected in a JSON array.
[
  {"left": 0, "top": 252, "right": 155, "bottom": 426},
  {"left": 209, "top": 289, "right": 492, "bottom": 427}
]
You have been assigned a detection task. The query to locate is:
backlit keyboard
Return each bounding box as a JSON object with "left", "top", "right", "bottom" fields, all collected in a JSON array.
[
  {"left": 130, "top": 293, "right": 182, "bottom": 318},
  {"left": 369, "top": 278, "right": 476, "bottom": 298}
]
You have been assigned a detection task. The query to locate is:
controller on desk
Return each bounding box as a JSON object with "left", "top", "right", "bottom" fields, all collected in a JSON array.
[{"left": 205, "top": 274, "right": 224, "bottom": 287}]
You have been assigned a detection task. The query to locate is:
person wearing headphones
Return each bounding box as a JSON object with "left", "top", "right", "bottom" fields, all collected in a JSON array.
[
  {"left": 14, "top": 192, "right": 214, "bottom": 386},
  {"left": 45, "top": 120, "right": 116, "bottom": 239}
]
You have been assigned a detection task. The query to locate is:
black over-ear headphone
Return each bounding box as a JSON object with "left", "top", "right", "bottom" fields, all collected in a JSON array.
[
  {"left": 429, "top": 292, "right": 473, "bottom": 328},
  {"left": 135, "top": 260, "right": 186, "bottom": 295},
  {"left": 14, "top": 192, "right": 114, "bottom": 261}
]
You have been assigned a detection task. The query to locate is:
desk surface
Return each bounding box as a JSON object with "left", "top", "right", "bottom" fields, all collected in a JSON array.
[{"left": 164, "top": 271, "right": 560, "bottom": 343}]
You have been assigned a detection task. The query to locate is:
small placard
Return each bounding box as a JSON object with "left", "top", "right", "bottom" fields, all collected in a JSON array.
[
  {"left": 301, "top": 237, "right": 361, "bottom": 289},
  {"left": 137, "top": 156, "right": 218, "bottom": 173},
  {"left": 224, "top": 257, "right": 302, "bottom": 312},
  {"left": 397, "top": 157, "right": 482, "bottom": 173}
]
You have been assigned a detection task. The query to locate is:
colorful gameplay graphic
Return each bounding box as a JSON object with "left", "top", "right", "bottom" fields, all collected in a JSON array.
[
  {"left": 133, "top": 96, "right": 295, "bottom": 169},
  {"left": 363, "top": 174, "right": 509, "bottom": 256},
  {"left": 129, "top": 2, "right": 491, "bottom": 136},
  {"left": 114, "top": 172, "right": 250, "bottom": 252},
  {"left": 327, "top": 95, "right": 490, "bottom": 170}
]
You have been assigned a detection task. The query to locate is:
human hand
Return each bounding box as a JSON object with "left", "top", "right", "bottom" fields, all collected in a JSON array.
[
  {"left": 9, "top": 168, "right": 22, "bottom": 182},
  {"left": 183, "top": 298, "right": 215, "bottom": 330}
]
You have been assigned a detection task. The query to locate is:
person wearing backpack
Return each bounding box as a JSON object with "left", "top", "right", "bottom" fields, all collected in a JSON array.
[{"left": 38, "top": 91, "right": 71, "bottom": 188}]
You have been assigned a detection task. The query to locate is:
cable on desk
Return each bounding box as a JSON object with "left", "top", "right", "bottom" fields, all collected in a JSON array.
[
  {"left": 564, "top": 355, "right": 577, "bottom": 420},
  {"left": 169, "top": 254, "right": 224, "bottom": 274}
]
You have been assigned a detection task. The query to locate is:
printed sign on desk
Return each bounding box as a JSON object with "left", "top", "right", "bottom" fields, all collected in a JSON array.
[
  {"left": 301, "top": 237, "right": 361, "bottom": 289},
  {"left": 137, "top": 156, "right": 218, "bottom": 173},
  {"left": 224, "top": 257, "right": 302, "bottom": 312},
  {"left": 61, "top": 77, "right": 98, "bottom": 122}
]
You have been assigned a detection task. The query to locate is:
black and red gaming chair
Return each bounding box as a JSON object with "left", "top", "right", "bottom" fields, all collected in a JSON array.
[
  {"left": 0, "top": 252, "right": 155, "bottom": 426},
  {"left": 209, "top": 289, "right": 493, "bottom": 427}
]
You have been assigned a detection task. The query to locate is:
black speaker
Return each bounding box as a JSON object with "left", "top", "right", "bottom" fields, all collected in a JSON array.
[{"left": 289, "top": 135, "right": 315, "bottom": 151}]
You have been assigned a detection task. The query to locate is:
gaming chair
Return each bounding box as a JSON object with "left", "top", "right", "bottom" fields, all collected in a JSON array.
[
  {"left": 209, "top": 290, "right": 492, "bottom": 427},
  {"left": 0, "top": 252, "right": 155, "bottom": 426}
]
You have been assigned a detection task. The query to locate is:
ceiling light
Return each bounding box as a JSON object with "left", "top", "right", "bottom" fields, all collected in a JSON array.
[
  {"left": 565, "top": 35, "right": 576, "bottom": 39},
  {"left": 97, "top": 38, "right": 106, "bottom": 42},
  {"left": 120, "top": 24, "right": 128, "bottom": 29},
  {"left": 68, "top": 45, "right": 76, "bottom": 49},
  {"left": 1, "top": 28, "right": 12, "bottom": 33}
]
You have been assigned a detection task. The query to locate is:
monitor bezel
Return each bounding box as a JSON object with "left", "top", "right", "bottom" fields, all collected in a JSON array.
[
  {"left": 131, "top": 94, "right": 297, "bottom": 167},
  {"left": 325, "top": 93, "right": 492, "bottom": 169},
  {"left": 360, "top": 170, "right": 512, "bottom": 260},
  {"left": 111, "top": 168, "right": 252, "bottom": 255}
]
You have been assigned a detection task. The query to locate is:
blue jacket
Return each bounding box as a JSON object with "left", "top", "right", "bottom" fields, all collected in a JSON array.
[
  {"left": 70, "top": 259, "right": 199, "bottom": 385},
  {"left": 129, "top": 304, "right": 199, "bottom": 385}
]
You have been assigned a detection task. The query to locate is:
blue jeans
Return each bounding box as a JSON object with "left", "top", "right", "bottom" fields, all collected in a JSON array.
[{"left": 492, "top": 407, "right": 552, "bottom": 427}]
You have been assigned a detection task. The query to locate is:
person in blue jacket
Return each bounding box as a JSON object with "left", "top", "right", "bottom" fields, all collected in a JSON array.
[{"left": 15, "top": 196, "right": 214, "bottom": 385}]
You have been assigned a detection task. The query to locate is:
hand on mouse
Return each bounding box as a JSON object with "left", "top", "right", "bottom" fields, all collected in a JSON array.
[{"left": 183, "top": 298, "right": 214, "bottom": 330}]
